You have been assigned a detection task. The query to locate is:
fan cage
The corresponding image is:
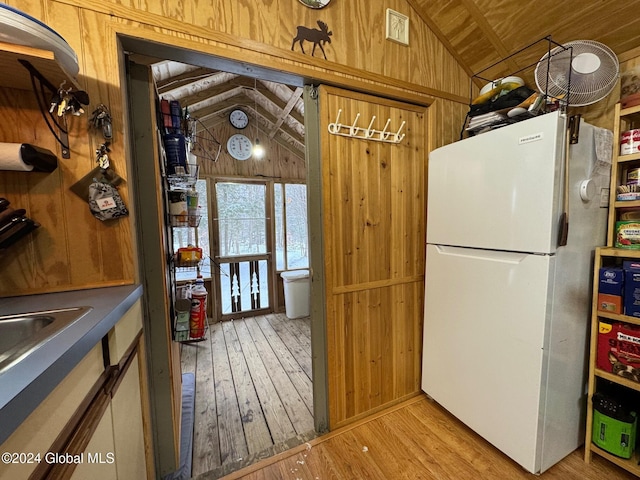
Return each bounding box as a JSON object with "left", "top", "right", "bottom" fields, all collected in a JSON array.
[
  {"left": 462, "top": 36, "right": 620, "bottom": 138},
  {"left": 534, "top": 40, "right": 619, "bottom": 107}
]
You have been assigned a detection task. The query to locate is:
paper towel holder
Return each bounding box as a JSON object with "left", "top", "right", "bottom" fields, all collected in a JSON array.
[{"left": 0, "top": 143, "right": 58, "bottom": 172}]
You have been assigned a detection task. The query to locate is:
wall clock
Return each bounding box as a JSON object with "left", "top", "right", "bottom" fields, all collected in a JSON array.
[
  {"left": 229, "top": 108, "right": 249, "bottom": 129},
  {"left": 298, "top": 0, "right": 331, "bottom": 8},
  {"left": 227, "top": 133, "right": 253, "bottom": 160}
]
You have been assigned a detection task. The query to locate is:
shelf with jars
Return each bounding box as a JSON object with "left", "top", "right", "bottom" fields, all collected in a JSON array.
[
  {"left": 608, "top": 104, "right": 640, "bottom": 247},
  {"left": 584, "top": 101, "right": 640, "bottom": 478}
]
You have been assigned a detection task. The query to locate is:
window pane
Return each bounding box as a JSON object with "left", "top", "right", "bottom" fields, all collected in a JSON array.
[
  {"left": 285, "top": 184, "right": 309, "bottom": 269},
  {"left": 274, "top": 184, "right": 284, "bottom": 270},
  {"left": 195, "top": 179, "right": 210, "bottom": 277},
  {"left": 216, "top": 182, "right": 267, "bottom": 256}
]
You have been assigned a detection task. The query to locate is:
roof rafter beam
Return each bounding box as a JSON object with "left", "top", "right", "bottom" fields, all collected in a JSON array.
[
  {"left": 157, "top": 71, "right": 239, "bottom": 100},
  {"left": 269, "top": 87, "right": 303, "bottom": 139}
]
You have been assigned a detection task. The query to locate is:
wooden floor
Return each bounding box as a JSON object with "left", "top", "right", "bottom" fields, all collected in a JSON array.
[
  {"left": 181, "top": 314, "right": 316, "bottom": 478},
  {"left": 200, "top": 395, "right": 637, "bottom": 480}
]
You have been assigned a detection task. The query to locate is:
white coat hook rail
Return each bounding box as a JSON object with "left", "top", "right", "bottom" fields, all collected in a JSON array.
[{"left": 327, "top": 109, "right": 405, "bottom": 144}]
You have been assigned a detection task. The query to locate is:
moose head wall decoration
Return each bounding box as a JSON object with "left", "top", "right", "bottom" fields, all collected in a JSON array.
[{"left": 291, "top": 20, "right": 333, "bottom": 60}]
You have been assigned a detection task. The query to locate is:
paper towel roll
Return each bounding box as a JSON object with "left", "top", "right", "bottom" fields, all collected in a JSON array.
[{"left": 0, "top": 143, "right": 33, "bottom": 171}]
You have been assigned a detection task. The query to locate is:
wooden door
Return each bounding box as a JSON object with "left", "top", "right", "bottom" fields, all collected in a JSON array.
[{"left": 318, "top": 85, "right": 428, "bottom": 428}]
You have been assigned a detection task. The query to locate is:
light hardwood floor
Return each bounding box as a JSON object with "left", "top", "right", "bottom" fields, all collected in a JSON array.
[
  {"left": 181, "top": 314, "right": 316, "bottom": 478},
  {"left": 209, "top": 395, "right": 636, "bottom": 480}
]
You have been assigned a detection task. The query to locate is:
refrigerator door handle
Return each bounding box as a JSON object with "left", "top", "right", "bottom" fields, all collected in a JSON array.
[{"left": 431, "top": 245, "right": 530, "bottom": 264}]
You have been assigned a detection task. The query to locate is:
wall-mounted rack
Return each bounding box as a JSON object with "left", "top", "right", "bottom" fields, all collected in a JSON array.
[
  {"left": 0, "top": 42, "right": 84, "bottom": 159},
  {"left": 328, "top": 109, "right": 406, "bottom": 144}
]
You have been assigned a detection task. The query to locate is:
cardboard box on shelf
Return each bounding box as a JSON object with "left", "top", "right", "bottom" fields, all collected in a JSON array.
[
  {"left": 625, "top": 269, "right": 640, "bottom": 317},
  {"left": 597, "top": 321, "right": 640, "bottom": 383},
  {"left": 623, "top": 260, "right": 640, "bottom": 270},
  {"left": 598, "top": 293, "right": 623, "bottom": 314},
  {"left": 599, "top": 267, "right": 624, "bottom": 295}
]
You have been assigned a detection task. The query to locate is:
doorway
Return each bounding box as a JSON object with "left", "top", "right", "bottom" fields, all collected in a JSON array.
[
  {"left": 214, "top": 180, "right": 271, "bottom": 318},
  {"left": 124, "top": 39, "right": 327, "bottom": 478},
  {"left": 124, "top": 34, "right": 427, "bottom": 479}
]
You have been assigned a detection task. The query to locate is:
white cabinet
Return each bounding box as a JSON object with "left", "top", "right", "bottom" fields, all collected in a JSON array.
[
  {"left": 0, "top": 343, "right": 104, "bottom": 479},
  {"left": 111, "top": 351, "right": 147, "bottom": 480},
  {"left": 67, "top": 349, "right": 147, "bottom": 480},
  {"left": 69, "top": 407, "right": 117, "bottom": 480},
  {"left": 0, "top": 299, "right": 151, "bottom": 480}
]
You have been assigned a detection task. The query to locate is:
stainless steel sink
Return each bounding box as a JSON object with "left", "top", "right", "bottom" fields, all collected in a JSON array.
[{"left": 0, "top": 306, "right": 92, "bottom": 372}]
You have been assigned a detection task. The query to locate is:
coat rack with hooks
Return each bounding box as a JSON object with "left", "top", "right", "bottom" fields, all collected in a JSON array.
[{"left": 327, "top": 109, "right": 405, "bottom": 144}]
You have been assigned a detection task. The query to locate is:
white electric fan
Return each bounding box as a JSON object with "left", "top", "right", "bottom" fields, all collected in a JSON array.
[
  {"left": 534, "top": 40, "right": 619, "bottom": 245},
  {"left": 534, "top": 39, "right": 619, "bottom": 107}
]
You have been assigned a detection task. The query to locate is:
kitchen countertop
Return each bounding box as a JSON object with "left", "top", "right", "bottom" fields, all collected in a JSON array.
[{"left": 0, "top": 284, "right": 143, "bottom": 445}]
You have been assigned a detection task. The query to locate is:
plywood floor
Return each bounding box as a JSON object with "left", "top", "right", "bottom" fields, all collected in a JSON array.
[
  {"left": 206, "top": 395, "right": 637, "bottom": 480},
  {"left": 180, "top": 314, "right": 316, "bottom": 478}
]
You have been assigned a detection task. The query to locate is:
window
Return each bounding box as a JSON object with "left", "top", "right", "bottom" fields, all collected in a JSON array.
[
  {"left": 274, "top": 183, "right": 308, "bottom": 271},
  {"left": 216, "top": 182, "right": 267, "bottom": 256}
]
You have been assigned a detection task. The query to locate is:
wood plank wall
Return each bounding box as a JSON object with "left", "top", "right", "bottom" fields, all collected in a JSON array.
[
  {"left": 0, "top": 81, "right": 133, "bottom": 296},
  {"left": 196, "top": 123, "right": 305, "bottom": 180},
  {"left": 2, "top": 1, "right": 633, "bottom": 299},
  {"left": 0, "top": 0, "right": 471, "bottom": 298},
  {"left": 320, "top": 86, "right": 427, "bottom": 428}
]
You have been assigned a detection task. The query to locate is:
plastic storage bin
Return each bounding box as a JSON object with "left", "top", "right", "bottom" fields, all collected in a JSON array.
[{"left": 280, "top": 269, "right": 310, "bottom": 319}]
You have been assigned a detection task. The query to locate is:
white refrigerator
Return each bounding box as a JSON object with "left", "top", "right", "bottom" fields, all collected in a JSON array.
[{"left": 421, "top": 111, "right": 608, "bottom": 474}]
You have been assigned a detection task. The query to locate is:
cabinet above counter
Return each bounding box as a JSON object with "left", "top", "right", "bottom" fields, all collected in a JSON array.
[{"left": 0, "top": 284, "right": 143, "bottom": 445}]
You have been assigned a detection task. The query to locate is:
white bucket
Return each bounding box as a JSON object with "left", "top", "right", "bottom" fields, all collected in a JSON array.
[{"left": 280, "top": 269, "right": 310, "bottom": 319}]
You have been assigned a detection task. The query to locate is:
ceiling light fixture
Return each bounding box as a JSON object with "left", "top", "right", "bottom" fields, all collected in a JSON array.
[
  {"left": 252, "top": 77, "right": 265, "bottom": 159},
  {"left": 253, "top": 137, "right": 264, "bottom": 158}
]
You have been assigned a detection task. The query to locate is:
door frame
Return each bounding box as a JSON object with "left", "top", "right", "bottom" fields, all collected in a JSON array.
[{"left": 120, "top": 36, "right": 331, "bottom": 465}]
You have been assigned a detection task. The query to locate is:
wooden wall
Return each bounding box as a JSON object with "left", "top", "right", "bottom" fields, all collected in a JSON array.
[
  {"left": 2, "top": 1, "right": 633, "bottom": 299},
  {"left": 0, "top": 0, "right": 470, "bottom": 299},
  {"left": 0, "top": 78, "right": 133, "bottom": 296},
  {"left": 1, "top": 0, "right": 638, "bottom": 471},
  {"left": 320, "top": 86, "right": 427, "bottom": 427},
  {"left": 196, "top": 123, "right": 305, "bottom": 180}
]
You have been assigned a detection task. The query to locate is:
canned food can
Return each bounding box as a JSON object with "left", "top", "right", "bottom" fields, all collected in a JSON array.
[{"left": 621, "top": 129, "right": 640, "bottom": 155}]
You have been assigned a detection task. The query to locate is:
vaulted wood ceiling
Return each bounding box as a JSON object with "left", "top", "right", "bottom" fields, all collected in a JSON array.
[
  {"left": 150, "top": 1, "right": 640, "bottom": 151},
  {"left": 153, "top": 61, "right": 305, "bottom": 154},
  {"left": 409, "top": 0, "right": 640, "bottom": 85}
]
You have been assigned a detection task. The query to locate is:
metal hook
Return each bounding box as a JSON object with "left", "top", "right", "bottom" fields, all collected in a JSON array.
[
  {"left": 327, "top": 108, "right": 342, "bottom": 134},
  {"left": 349, "top": 113, "right": 361, "bottom": 135},
  {"left": 379, "top": 118, "right": 392, "bottom": 140},
  {"left": 394, "top": 121, "right": 406, "bottom": 142},
  {"left": 366, "top": 116, "right": 377, "bottom": 138}
]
